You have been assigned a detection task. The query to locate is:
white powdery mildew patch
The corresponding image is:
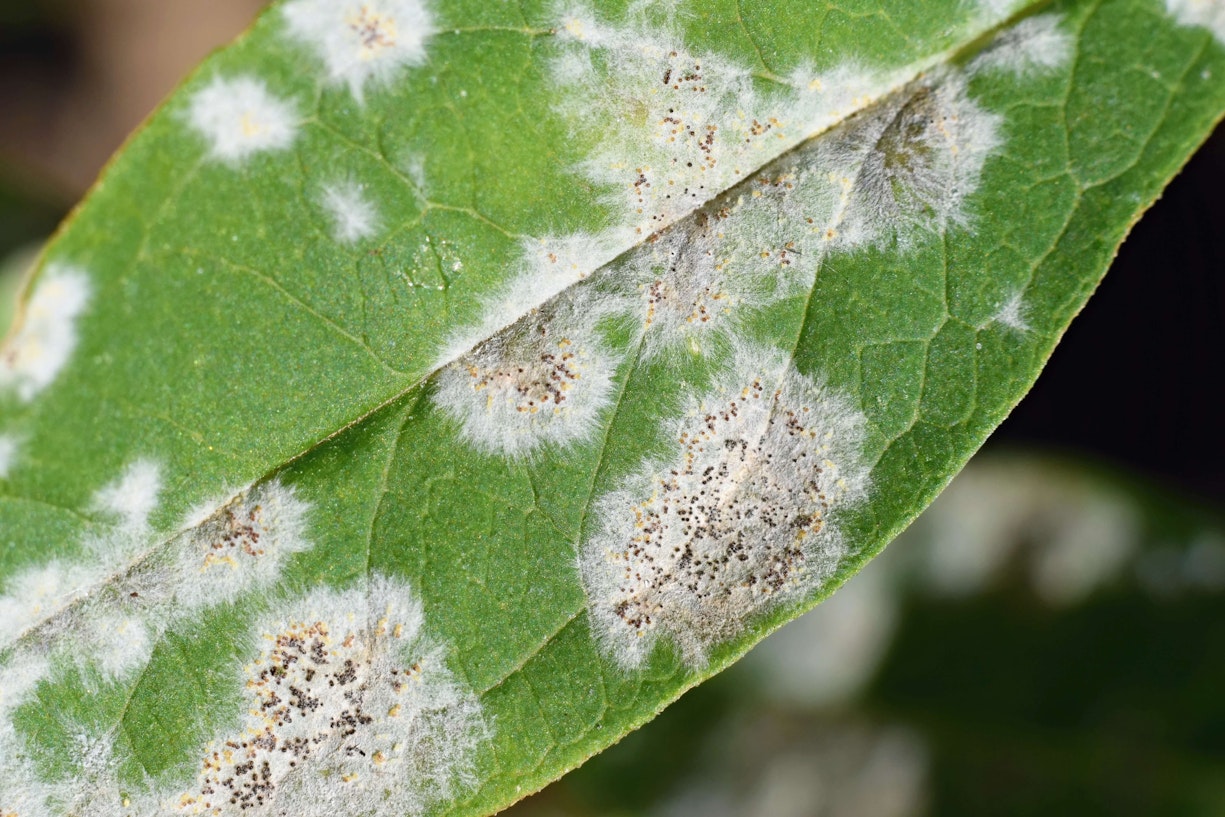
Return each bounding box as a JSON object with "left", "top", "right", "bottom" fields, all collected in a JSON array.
[
  {"left": 0, "top": 560, "right": 97, "bottom": 648},
  {"left": 613, "top": 66, "right": 1004, "bottom": 358},
  {"left": 94, "top": 459, "right": 163, "bottom": 532},
  {"left": 321, "top": 180, "right": 380, "bottom": 243},
  {"left": 549, "top": 5, "right": 917, "bottom": 241},
  {"left": 812, "top": 71, "right": 1002, "bottom": 247},
  {"left": 971, "top": 13, "right": 1074, "bottom": 78},
  {"left": 785, "top": 61, "right": 899, "bottom": 139},
  {"left": 187, "top": 76, "right": 299, "bottom": 164},
  {"left": 619, "top": 186, "right": 806, "bottom": 360},
  {"left": 624, "top": 221, "right": 748, "bottom": 360},
  {"left": 1164, "top": 0, "right": 1225, "bottom": 43},
  {"left": 436, "top": 231, "right": 628, "bottom": 369},
  {"left": 170, "top": 575, "right": 485, "bottom": 816},
  {"left": 581, "top": 343, "right": 870, "bottom": 668},
  {"left": 171, "top": 480, "right": 311, "bottom": 611},
  {"left": 550, "top": 5, "right": 789, "bottom": 236},
  {"left": 0, "top": 265, "right": 91, "bottom": 403},
  {"left": 448, "top": 12, "right": 1005, "bottom": 393},
  {"left": 0, "top": 654, "right": 53, "bottom": 817},
  {"left": 283, "top": 0, "right": 435, "bottom": 100},
  {"left": 79, "top": 612, "right": 153, "bottom": 681},
  {"left": 972, "top": 0, "right": 1027, "bottom": 21},
  {"left": 433, "top": 286, "right": 621, "bottom": 458},
  {"left": 988, "top": 290, "right": 1030, "bottom": 332},
  {"left": 0, "top": 434, "right": 16, "bottom": 478},
  {"left": 0, "top": 458, "right": 163, "bottom": 685},
  {"left": 0, "top": 716, "right": 134, "bottom": 817}
]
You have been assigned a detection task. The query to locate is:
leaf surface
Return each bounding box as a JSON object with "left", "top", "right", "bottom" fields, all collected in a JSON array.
[{"left": 1, "top": 0, "right": 1223, "bottom": 815}]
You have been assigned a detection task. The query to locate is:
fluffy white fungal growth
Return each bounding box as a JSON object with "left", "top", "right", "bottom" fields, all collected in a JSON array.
[
  {"left": 187, "top": 75, "right": 299, "bottom": 164},
  {"left": 79, "top": 612, "right": 153, "bottom": 681},
  {"left": 283, "top": 0, "right": 435, "bottom": 100},
  {"left": 172, "top": 480, "right": 311, "bottom": 610},
  {"left": 0, "top": 654, "right": 48, "bottom": 722},
  {"left": 171, "top": 575, "right": 485, "bottom": 816},
  {"left": 0, "top": 561, "right": 95, "bottom": 648},
  {"left": 814, "top": 72, "right": 1002, "bottom": 246},
  {"left": 93, "top": 459, "right": 162, "bottom": 531},
  {"left": 400, "top": 152, "right": 428, "bottom": 194},
  {"left": 436, "top": 231, "right": 628, "bottom": 368},
  {"left": 628, "top": 225, "right": 745, "bottom": 360},
  {"left": 433, "top": 287, "right": 620, "bottom": 457},
  {"left": 0, "top": 265, "right": 91, "bottom": 402},
  {"left": 548, "top": 6, "right": 912, "bottom": 242},
  {"left": 0, "top": 723, "right": 133, "bottom": 817},
  {"left": 973, "top": 0, "right": 1026, "bottom": 20},
  {"left": 550, "top": 11, "right": 774, "bottom": 236},
  {"left": 1164, "top": 0, "right": 1225, "bottom": 43},
  {"left": 0, "top": 654, "right": 51, "bottom": 816},
  {"left": 0, "top": 459, "right": 163, "bottom": 665},
  {"left": 988, "top": 291, "right": 1030, "bottom": 332},
  {"left": 971, "top": 13, "right": 1074, "bottom": 77},
  {"left": 322, "top": 180, "right": 380, "bottom": 242},
  {"left": 0, "top": 435, "right": 16, "bottom": 478},
  {"left": 581, "top": 343, "right": 870, "bottom": 668},
  {"left": 786, "top": 62, "right": 897, "bottom": 140},
  {"left": 554, "top": 2, "right": 620, "bottom": 45},
  {"left": 621, "top": 194, "right": 800, "bottom": 360},
  {"left": 610, "top": 67, "right": 1003, "bottom": 359}
]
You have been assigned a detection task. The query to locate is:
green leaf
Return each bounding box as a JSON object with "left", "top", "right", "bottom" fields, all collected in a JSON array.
[
  {"left": 507, "top": 452, "right": 1225, "bottom": 815},
  {"left": 1, "top": 0, "right": 1222, "bottom": 815}
]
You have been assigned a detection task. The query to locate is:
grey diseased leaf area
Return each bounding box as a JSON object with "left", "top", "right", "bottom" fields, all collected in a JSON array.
[
  {"left": 9, "top": 0, "right": 1214, "bottom": 813},
  {"left": 437, "top": 5, "right": 1049, "bottom": 669},
  {"left": 580, "top": 343, "right": 869, "bottom": 668}
]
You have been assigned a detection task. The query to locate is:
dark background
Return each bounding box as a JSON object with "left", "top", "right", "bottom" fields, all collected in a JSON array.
[
  {"left": 995, "top": 129, "right": 1225, "bottom": 505},
  {"left": 2, "top": 4, "right": 1223, "bottom": 815}
]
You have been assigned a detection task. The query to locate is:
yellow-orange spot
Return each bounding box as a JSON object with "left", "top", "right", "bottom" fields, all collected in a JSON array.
[
  {"left": 346, "top": 5, "right": 398, "bottom": 60},
  {"left": 239, "top": 112, "right": 264, "bottom": 138}
]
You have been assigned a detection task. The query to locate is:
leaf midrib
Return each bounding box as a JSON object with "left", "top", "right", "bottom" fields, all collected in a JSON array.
[{"left": 2, "top": 1, "right": 1047, "bottom": 654}]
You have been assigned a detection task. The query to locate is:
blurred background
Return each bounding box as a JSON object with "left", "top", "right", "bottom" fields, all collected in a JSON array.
[{"left": 2, "top": 2, "right": 1224, "bottom": 814}]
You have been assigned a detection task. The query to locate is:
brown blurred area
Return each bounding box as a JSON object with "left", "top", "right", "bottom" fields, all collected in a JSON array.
[{"left": 0, "top": 0, "right": 266, "bottom": 199}]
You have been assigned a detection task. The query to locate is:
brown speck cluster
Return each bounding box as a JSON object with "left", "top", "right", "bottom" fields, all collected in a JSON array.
[
  {"left": 466, "top": 334, "right": 582, "bottom": 416},
  {"left": 346, "top": 5, "right": 398, "bottom": 55},
  {"left": 434, "top": 292, "right": 619, "bottom": 457},
  {"left": 201, "top": 505, "right": 266, "bottom": 571},
  {"left": 611, "top": 379, "right": 831, "bottom": 636},
  {"left": 585, "top": 350, "right": 867, "bottom": 666},
  {"left": 174, "top": 588, "right": 440, "bottom": 816}
]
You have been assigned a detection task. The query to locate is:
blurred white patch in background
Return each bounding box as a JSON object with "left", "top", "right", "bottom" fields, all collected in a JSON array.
[
  {"left": 1182, "top": 534, "right": 1225, "bottom": 590},
  {"left": 749, "top": 557, "right": 898, "bottom": 708},
  {"left": 1026, "top": 488, "right": 1138, "bottom": 605},
  {"left": 658, "top": 721, "right": 929, "bottom": 817},
  {"left": 913, "top": 458, "right": 1139, "bottom": 604}
]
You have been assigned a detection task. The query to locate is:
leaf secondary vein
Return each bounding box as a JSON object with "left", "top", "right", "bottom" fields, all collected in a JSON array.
[{"left": 0, "top": 0, "right": 1051, "bottom": 659}]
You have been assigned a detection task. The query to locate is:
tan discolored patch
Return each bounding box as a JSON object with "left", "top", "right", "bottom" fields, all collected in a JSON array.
[
  {"left": 172, "top": 576, "right": 485, "bottom": 816},
  {"left": 174, "top": 480, "right": 311, "bottom": 610},
  {"left": 581, "top": 343, "right": 869, "bottom": 667}
]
